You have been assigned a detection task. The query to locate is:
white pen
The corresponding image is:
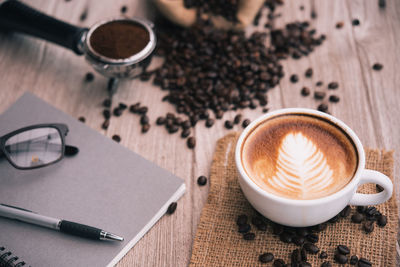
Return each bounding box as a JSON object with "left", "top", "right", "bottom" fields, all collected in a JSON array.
[{"left": 0, "top": 204, "right": 124, "bottom": 242}]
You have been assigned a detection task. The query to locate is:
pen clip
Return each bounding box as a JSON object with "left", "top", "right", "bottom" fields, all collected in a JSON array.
[{"left": 0, "top": 203, "right": 34, "bottom": 213}]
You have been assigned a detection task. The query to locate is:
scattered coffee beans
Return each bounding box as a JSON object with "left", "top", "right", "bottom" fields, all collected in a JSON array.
[
  {"left": 187, "top": 137, "right": 196, "bottom": 149},
  {"left": 113, "top": 107, "right": 122, "bottom": 117},
  {"left": 79, "top": 8, "right": 88, "bottom": 21},
  {"left": 233, "top": 114, "right": 242, "bottom": 124},
  {"left": 102, "top": 119, "right": 110, "bottom": 130},
  {"left": 317, "top": 103, "right": 328, "bottom": 112},
  {"left": 377, "top": 215, "right": 387, "bottom": 227},
  {"left": 314, "top": 91, "right": 325, "bottom": 99},
  {"left": 103, "top": 98, "right": 111, "bottom": 108},
  {"left": 238, "top": 223, "right": 251, "bottom": 233},
  {"left": 351, "top": 212, "right": 364, "bottom": 223},
  {"left": 167, "top": 202, "right": 177, "bottom": 214},
  {"left": 103, "top": 109, "right": 111, "bottom": 119},
  {"left": 340, "top": 206, "right": 351, "bottom": 217},
  {"left": 316, "top": 81, "right": 323, "bottom": 86},
  {"left": 301, "top": 87, "right": 310, "bottom": 96},
  {"left": 259, "top": 252, "right": 274, "bottom": 263},
  {"left": 120, "top": 5, "right": 127, "bottom": 13},
  {"left": 321, "top": 261, "right": 332, "bottom": 267},
  {"left": 358, "top": 258, "right": 372, "bottom": 266},
  {"left": 78, "top": 116, "right": 86, "bottom": 123},
  {"left": 306, "top": 233, "right": 318, "bottom": 243},
  {"left": 85, "top": 72, "right": 94, "bottom": 82},
  {"left": 272, "top": 259, "right": 285, "bottom": 267},
  {"left": 224, "top": 120, "right": 234, "bottom": 129},
  {"left": 243, "top": 232, "right": 255, "bottom": 240},
  {"left": 197, "top": 175, "right": 207, "bottom": 186},
  {"left": 337, "top": 245, "right": 350, "bottom": 255},
  {"left": 237, "top": 214, "right": 248, "bottom": 226},
  {"left": 352, "top": 19, "right": 360, "bottom": 26},
  {"left": 112, "top": 134, "right": 121, "bottom": 142},
  {"left": 329, "top": 95, "right": 340, "bottom": 103},
  {"left": 304, "top": 242, "right": 319, "bottom": 254},
  {"left": 319, "top": 251, "right": 328, "bottom": 259},
  {"left": 372, "top": 63, "right": 383, "bottom": 71},
  {"left": 328, "top": 82, "right": 339, "bottom": 89},
  {"left": 363, "top": 221, "right": 374, "bottom": 233},
  {"left": 141, "top": 124, "right": 150, "bottom": 133},
  {"left": 378, "top": 0, "right": 386, "bottom": 8},
  {"left": 305, "top": 68, "right": 313, "bottom": 78},
  {"left": 293, "top": 236, "right": 305, "bottom": 246},
  {"left": 350, "top": 255, "right": 358, "bottom": 265},
  {"left": 242, "top": 119, "right": 251, "bottom": 128},
  {"left": 336, "top": 22, "right": 344, "bottom": 29},
  {"left": 290, "top": 74, "right": 299, "bottom": 83}
]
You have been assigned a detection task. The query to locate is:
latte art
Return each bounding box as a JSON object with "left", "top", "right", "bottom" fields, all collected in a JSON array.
[
  {"left": 242, "top": 114, "right": 358, "bottom": 200},
  {"left": 256, "top": 132, "right": 334, "bottom": 198}
]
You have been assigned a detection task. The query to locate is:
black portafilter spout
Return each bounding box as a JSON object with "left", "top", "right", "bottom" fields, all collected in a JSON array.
[{"left": 0, "top": 0, "right": 88, "bottom": 55}]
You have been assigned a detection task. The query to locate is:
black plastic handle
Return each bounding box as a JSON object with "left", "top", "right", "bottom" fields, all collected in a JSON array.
[
  {"left": 59, "top": 220, "right": 102, "bottom": 240},
  {"left": 0, "top": 0, "right": 88, "bottom": 55}
]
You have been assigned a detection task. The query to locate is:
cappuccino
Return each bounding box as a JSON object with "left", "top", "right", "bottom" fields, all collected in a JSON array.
[{"left": 241, "top": 114, "right": 358, "bottom": 200}]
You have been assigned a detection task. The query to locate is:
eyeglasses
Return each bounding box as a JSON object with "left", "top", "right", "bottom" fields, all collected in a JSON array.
[{"left": 0, "top": 123, "right": 79, "bottom": 170}]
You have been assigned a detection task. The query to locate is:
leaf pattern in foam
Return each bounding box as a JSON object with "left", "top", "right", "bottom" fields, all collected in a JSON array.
[{"left": 267, "top": 132, "right": 333, "bottom": 198}]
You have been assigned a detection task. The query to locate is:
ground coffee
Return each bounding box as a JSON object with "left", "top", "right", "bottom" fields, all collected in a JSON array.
[{"left": 90, "top": 21, "right": 150, "bottom": 59}]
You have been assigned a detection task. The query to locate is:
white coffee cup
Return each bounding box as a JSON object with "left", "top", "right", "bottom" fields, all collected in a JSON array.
[{"left": 235, "top": 108, "right": 393, "bottom": 227}]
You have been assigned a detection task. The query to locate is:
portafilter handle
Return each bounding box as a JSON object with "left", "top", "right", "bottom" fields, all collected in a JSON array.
[{"left": 0, "top": 0, "right": 88, "bottom": 55}]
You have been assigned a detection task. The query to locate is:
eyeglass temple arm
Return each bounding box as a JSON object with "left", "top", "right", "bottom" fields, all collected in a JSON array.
[{"left": 2, "top": 143, "right": 79, "bottom": 157}]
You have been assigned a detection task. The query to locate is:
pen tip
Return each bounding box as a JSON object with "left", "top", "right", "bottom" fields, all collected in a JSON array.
[{"left": 105, "top": 232, "right": 124, "bottom": 242}]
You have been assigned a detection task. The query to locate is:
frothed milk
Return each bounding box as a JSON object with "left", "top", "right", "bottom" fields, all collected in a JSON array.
[{"left": 241, "top": 114, "right": 358, "bottom": 200}]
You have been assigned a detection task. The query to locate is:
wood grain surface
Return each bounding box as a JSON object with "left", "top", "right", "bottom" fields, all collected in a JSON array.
[{"left": 0, "top": 0, "right": 398, "bottom": 266}]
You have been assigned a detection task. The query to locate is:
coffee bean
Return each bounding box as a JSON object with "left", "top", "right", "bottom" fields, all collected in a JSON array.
[
  {"left": 296, "top": 228, "right": 309, "bottom": 237},
  {"left": 197, "top": 175, "right": 207, "bottom": 186},
  {"left": 103, "top": 98, "right": 111, "bottom": 108},
  {"left": 293, "top": 236, "right": 305, "bottom": 246},
  {"left": 365, "top": 206, "right": 378, "bottom": 216},
  {"left": 329, "top": 95, "right": 340, "bottom": 103},
  {"left": 351, "top": 212, "right": 364, "bottom": 223},
  {"left": 376, "top": 184, "right": 384, "bottom": 192},
  {"left": 311, "top": 10, "right": 317, "bottom": 19},
  {"left": 205, "top": 118, "right": 214, "bottom": 128},
  {"left": 290, "top": 74, "right": 299, "bottom": 83},
  {"left": 280, "top": 231, "right": 294, "bottom": 243},
  {"left": 262, "top": 108, "right": 269, "bottom": 113},
  {"left": 321, "top": 262, "right": 332, "bottom": 267},
  {"left": 319, "top": 251, "right": 328, "bottom": 259},
  {"left": 216, "top": 110, "right": 224, "bottom": 119},
  {"left": 291, "top": 249, "right": 302, "bottom": 263},
  {"left": 79, "top": 9, "right": 88, "bottom": 21},
  {"left": 139, "top": 123, "right": 149, "bottom": 133},
  {"left": 101, "top": 119, "right": 110, "bottom": 130},
  {"left": 137, "top": 106, "right": 148, "bottom": 114},
  {"left": 129, "top": 103, "right": 140, "bottom": 113},
  {"left": 305, "top": 68, "right": 313, "bottom": 78},
  {"left": 352, "top": 19, "right": 360, "bottom": 26},
  {"left": 234, "top": 114, "right": 242, "bottom": 124},
  {"left": 120, "top": 5, "right": 127, "bottom": 13},
  {"left": 336, "top": 22, "right": 344, "bottom": 29},
  {"left": 372, "top": 63, "right": 383, "bottom": 71},
  {"left": 181, "top": 129, "right": 190, "bottom": 138},
  {"left": 78, "top": 116, "right": 86, "bottom": 123},
  {"left": 181, "top": 120, "right": 191, "bottom": 129},
  {"left": 168, "top": 125, "right": 179, "bottom": 134},
  {"left": 118, "top": 103, "right": 127, "bottom": 110},
  {"left": 140, "top": 115, "right": 149, "bottom": 125},
  {"left": 301, "top": 87, "right": 310, "bottom": 96},
  {"left": 103, "top": 109, "right": 111, "bottom": 119},
  {"left": 377, "top": 215, "right": 387, "bottom": 227},
  {"left": 315, "top": 223, "right": 327, "bottom": 232},
  {"left": 350, "top": 255, "right": 358, "bottom": 265},
  {"left": 259, "top": 252, "right": 274, "bottom": 263},
  {"left": 378, "top": 0, "right": 386, "bottom": 8},
  {"left": 251, "top": 217, "right": 262, "bottom": 226},
  {"left": 340, "top": 206, "right": 351, "bottom": 217},
  {"left": 187, "top": 137, "right": 196, "bottom": 149},
  {"left": 304, "top": 243, "right": 319, "bottom": 254},
  {"left": 167, "top": 202, "right": 177, "bottom": 214},
  {"left": 306, "top": 233, "right": 318, "bottom": 243},
  {"left": 156, "top": 117, "right": 166, "bottom": 125},
  {"left": 237, "top": 215, "right": 248, "bottom": 226},
  {"left": 113, "top": 107, "right": 122, "bottom": 117},
  {"left": 317, "top": 103, "right": 328, "bottom": 112},
  {"left": 238, "top": 223, "right": 251, "bottom": 233},
  {"left": 85, "top": 72, "right": 94, "bottom": 82},
  {"left": 337, "top": 245, "right": 350, "bottom": 255},
  {"left": 357, "top": 206, "right": 367, "bottom": 213},
  {"left": 314, "top": 91, "right": 326, "bottom": 100},
  {"left": 363, "top": 221, "right": 374, "bottom": 233},
  {"left": 112, "top": 135, "right": 121, "bottom": 142},
  {"left": 240, "top": 119, "right": 250, "bottom": 129},
  {"left": 273, "top": 259, "right": 285, "bottom": 267},
  {"left": 328, "top": 82, "right": 339, "bottom": 89},
  {"left": 243, "top": 232, "right": 255, "bottom": 240},
  {"left": 316, "top": 81, "right": 323, "bottom": 86},
  {"left": 224, "top": 120, "right": 234, "bottom": 129},
  {"left": 300, "top": 262, "right": 311, "bottom": 267},
  {"left": 334, "top": 253, "right": 348, "bottom": 264},
  {"left": 358, "top": 258, "right": 372, "bottom": 266}
]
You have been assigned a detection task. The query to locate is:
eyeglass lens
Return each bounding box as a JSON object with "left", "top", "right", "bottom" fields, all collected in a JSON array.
[{"left": 4, "top": 127, "right": 62, "bottom": 168}]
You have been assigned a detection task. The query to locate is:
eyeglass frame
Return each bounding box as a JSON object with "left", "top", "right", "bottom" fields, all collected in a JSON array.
[{"left": 0, "top": 123, "right": 69, "bottom": 170}]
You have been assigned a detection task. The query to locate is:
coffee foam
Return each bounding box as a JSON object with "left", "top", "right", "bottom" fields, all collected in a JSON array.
[{"left": 242, "top": 114, "right": 358, "bottom": 200}]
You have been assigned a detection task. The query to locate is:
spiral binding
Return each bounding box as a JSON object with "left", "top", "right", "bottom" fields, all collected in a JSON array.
[{"left": 0, "top": 247, "right": 30, "bottom": 267}]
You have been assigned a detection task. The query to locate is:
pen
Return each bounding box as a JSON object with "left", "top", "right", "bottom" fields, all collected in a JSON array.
[{"left": 0, "top": 204, "right": 124, "bottom": 242}]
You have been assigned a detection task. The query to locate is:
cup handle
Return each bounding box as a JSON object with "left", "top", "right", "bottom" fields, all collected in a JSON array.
[{"left": 349, "top": 169, "right": 393, "bottom": 206}]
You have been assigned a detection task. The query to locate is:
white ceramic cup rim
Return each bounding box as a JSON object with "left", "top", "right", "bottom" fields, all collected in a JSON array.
[{"left": 235, "top": 108, "right": 366, "bottom": 206}]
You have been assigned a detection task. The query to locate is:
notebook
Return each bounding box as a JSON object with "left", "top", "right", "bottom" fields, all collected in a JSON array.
[{"left": 0, "top": 93, "right": 186, "bottom": 267}]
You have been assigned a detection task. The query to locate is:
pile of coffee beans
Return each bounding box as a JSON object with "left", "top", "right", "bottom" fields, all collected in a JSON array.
[
  {"left": 351, "top": 205, "right": 387, "bottom": 233},
  {"left": 235, "top": 205, "right": 384, "bottom": 265},
  {"left": 184, "top": 0, "right": 240, "bottom": 23}
]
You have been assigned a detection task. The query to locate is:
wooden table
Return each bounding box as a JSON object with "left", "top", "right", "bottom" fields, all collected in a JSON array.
[{"left": 0, "top": 0, "right": 399, "bottom": 265}]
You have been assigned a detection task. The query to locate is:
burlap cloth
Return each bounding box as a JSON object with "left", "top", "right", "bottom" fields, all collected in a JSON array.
[{"left": 190, "top": 132, "right": 397, "bottom": 266}]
